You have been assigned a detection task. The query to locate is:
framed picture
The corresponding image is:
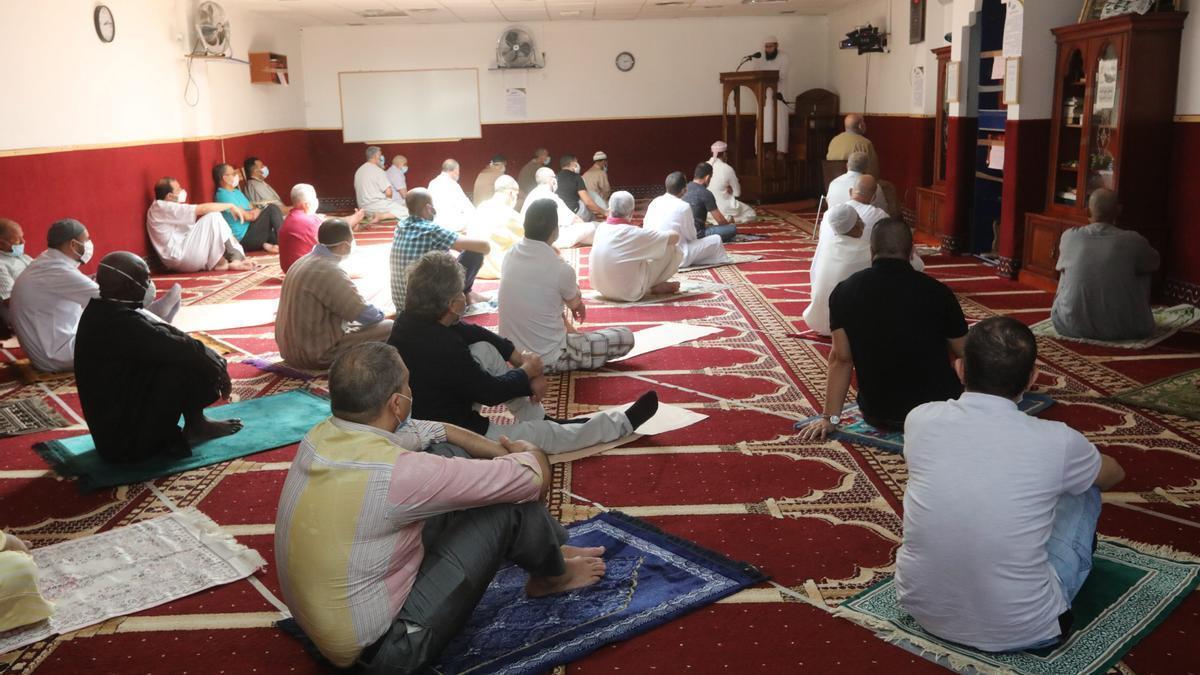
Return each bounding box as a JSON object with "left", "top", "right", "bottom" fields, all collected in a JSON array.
[
  {"left": 1078, "top": 0, "right": 1104, "bottom": 22},
  {"left": 946, "top": 61, "right": 960, "bottom": 103}
]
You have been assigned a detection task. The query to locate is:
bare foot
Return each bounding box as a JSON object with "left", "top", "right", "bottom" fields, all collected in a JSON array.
[
  {"left": 262, "top": 243, "right": 279, "bottom": 254},
  {"left": 561, "top": 544, "right": 605, "bottom": 558},
  {"left": 228, "top": 259, "right": 256, "bottom": 271},
  {"left": 468, "top": 291, "right": 490, "bottom": 305},
  {"left": 526, "top": 556, "right": 606, "bottom": 597},
  {"left": 184, "top": 415, "right": 243, "bottom": 446},
  {"left": 213, "top": 258, "right": 230, "bottom": 271},
  {"left": 649, "top": 281, "right": 680, "bottom": 295}
]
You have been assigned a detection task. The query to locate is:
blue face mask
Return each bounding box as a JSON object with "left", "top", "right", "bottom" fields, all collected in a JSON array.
[
  {"left": 393, "top": 392, "right": 414, "bottom": 431},
  {"left": 401, "top": 166, "right": 408, "bottom": 174},
  {"left": 4, "top": 243, "right": 24, "bottom": 258}
]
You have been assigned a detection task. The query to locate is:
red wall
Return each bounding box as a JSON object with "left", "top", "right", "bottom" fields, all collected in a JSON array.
[
  {"left": 1167, "top": 120, "right": 1200, "bottom": 286},
  {"left": 862, "top": 114, "right": 934, "bottom": 211}
]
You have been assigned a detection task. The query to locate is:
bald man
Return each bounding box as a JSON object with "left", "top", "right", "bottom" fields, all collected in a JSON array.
[
  {"left": 0, "top": 218, "right": 32, "bottom": 333},
  {"left": 75, "top": 251, "right": 241, "bottom": 463},
  {"left": 827, "top": 114, "right": 880, "bottom": 179},
  {"left": 517, "top": 147, "right": 552, "bottom": 201},
  {"left": 386, "top": 154, "right": 410, "bottom": 203},
  {"left": 390, "top": 188, "right": 491, "bottom": 310},
  {"left": 427, "top": 159, "right": 475, "bottom": 233},
  {"left": 1052, "top": 189, "right": 1160, "bottom": 341},
  {"left": 827, "top": 151, "right": 888, "bottom": 211}
]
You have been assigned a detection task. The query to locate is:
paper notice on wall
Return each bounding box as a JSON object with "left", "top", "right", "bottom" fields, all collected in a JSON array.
[
  {"left": 911, "top": 66, "right": 925, "bottom": 111},
  {"left": 990, "top": 57, "right": 1005, "bottom": 82},
  {"left": 987, "top": 145, "right": 1005, "bottom": 170},
  {"left": 1002, "top": 0, "right": 1023, "bottom": 57},
  {"left": 505, "top": 87, "right": 527, "bottom": 119},
  {"left": 1094, "top": 58, "right": 1118, "bottom": 112}
]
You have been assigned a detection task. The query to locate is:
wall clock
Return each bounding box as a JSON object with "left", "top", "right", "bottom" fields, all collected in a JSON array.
[
  {"left": 94, "top": 5, "right": 115, "bottom": 43},
  {"left": 615, "top": 51, "right": 635, "bottom": 72}
]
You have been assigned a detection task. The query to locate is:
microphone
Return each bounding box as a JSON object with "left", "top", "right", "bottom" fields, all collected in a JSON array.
[{"left": 736, "top": 51, "right": 762, "bottom": 71}]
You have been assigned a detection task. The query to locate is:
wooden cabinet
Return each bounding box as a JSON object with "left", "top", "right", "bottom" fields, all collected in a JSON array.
[
  {"left": 916, "top": 186, "right": 945, "bottom": 238},
  {"left": 912, "top": 47, "right": 950, "bottom": 240},
  {"left": 1021, "top": 12, "right": 1186, "bottom": 288},
  {"left": 249, "top": 52, "right": 288, "bottom": 85}
]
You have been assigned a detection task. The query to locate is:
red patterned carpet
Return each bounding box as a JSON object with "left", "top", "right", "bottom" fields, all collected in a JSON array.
[{"left": 2, "top": 209, "right": 1199, "bottom": 674}]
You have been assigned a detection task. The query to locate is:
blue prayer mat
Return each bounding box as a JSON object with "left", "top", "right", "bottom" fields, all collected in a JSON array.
[
  {"left": 428, "top": 511, "right": 767, "bottom": 674},
  {"left": 794, "top": 393, "right": 1056, "bottom": 454}
]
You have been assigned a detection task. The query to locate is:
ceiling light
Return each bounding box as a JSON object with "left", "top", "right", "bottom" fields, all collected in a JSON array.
[
  {"left": 358, "top": 8, "right": 409, "bottom": 18},
  {"left": 559, "top": 9, "right": 581, "bottom": 16}
]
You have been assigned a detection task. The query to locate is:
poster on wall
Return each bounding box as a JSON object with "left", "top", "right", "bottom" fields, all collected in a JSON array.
[
  {"left": 911, "top": 66, "right": 925, "bottom": 111},
  {"left": 1002, "top": 0, "right": 1023, "bottom": 57},
  {"left": 505, "top": 87, "right": 528, "bottom": 119}
]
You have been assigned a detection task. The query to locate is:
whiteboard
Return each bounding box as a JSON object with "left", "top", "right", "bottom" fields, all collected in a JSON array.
[{"left": 338, "top": 69, "right": 482, "bottom": 143}]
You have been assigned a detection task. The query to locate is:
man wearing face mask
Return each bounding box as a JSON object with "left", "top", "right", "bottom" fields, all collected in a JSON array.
[
  {"left": 516, "top": 147, "right": 552, "bottom": 203},
  {"left": 582, "top": 151, "right": 612, "bottom": 212},
  {"left": 520, "top": 168, "right": 593, "bottom": 248},
  {"left": 427, "top": 159, "right": 475, "bottom": 233},
  {"left": 0, "top": 218, "right": 33, "bottom": 334},
  {"left": 148, "top": 177, "right": 255, "bottom": 273},
  {"left": 74, "top": 251, "right": 241, "bottom": 463},
  {"left": 278, "top": 183, "right": 364, "bottom": 274},
  {"left": 389, "top": 189, "right": 490, "bottom": 311},
  {"left": 242, "top": 157, "right": 284, "bottom": 208},
  {"left": 555, "top": 155, "right": 605, "bottom": 222},
  {"left": 385, "top": 154, "right": 410, "bottom": 202},
  {"left": 355, "top": 146, "right": 408, "bottom": 222},
  {"left": 11, "top": 220, "right": 184, "bottom": 373},
  {"left": 214, "top": 163, "right": 282, "bottom": 254},
  {"left": 276, "top": 219, "right": 393, "bottom": 371},
  {"left": 467, "top": 175, "right": 525, "bottom": 280}
]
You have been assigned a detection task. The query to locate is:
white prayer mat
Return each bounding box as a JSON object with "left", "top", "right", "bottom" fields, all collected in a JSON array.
[
  {"left": 678, "top": 253, "right": 763, "bottom": 272},
  {"left": 611, "top": 323, "right": 723, "bottom": 362},
  {"left": 0, "top": 336, "right": 18, "bottom": 350},
  {"left": 174, "top": 298, "right": 279, "bottom": 334},
  {"left": 0, "top": 509, "right": 266, "bottom": 655},
  {"left": 548, "top": 403, "right": 708, "bottom": 464},
  {"left": 585, "top": 279, "right": 729, "bottom": 306},
  {"left": 1030, "top": 304, "right": 1200, "bottom": 350}
]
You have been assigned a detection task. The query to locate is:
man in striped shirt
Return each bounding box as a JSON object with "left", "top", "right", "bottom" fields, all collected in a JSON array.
[{"left": 274, "top": 343, "right": 606, "bottom": 671}]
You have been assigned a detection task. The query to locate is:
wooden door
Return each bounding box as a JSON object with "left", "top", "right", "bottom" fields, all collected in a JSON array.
[{"left": 1023, "top": 216, "right": 1065, "bottom": 279}]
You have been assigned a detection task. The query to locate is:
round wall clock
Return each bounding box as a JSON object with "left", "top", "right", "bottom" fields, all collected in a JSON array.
[
  {"left": 615, "top": 51, "right": 635, "bottom": 72},
  {"left": 94, "top": 5, "right": 115, "bottom": 43}
]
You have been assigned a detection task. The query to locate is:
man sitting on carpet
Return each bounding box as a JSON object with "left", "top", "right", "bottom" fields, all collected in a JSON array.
[
  {"left": 589, "top": 191, "right": 681, "bottom": 302},
  {"left": 355, "top": 146, "right": 407, "bottom": 222},
  {"left": 214, "top": 163, "right": 283, "bottom": 254},
  {"left": 706, "top": 141, "right": 757, "bottom": 224},
  {"left": 11, "top": 219, "right": 181, "bottom": 373},
  {"left": 827, "top": 113, "right": 880, "bottom": 179},
  {"left": 390, "top": 251, "right": 657, "bottom": 453},
  {"left": 582, "top": 151, "right": 612, "bottom": 212},
  {"left": 0, "top": 529, "right": 53, "bottom": 634},
  {"left": 556, "top": 154, "right": 605, "bottom": 223},
  {"left": 1052, "top": 188, "right": 1160, "bottom": 341},
  {"left": 683, "top": 162, "right": 737, "bottom": 243},
  {"left": 276, "top": 219, "right": 392, "bottom": 371},
  {"left": 390, "top": 188, "right": 490, "bottom": 310},
  {"left": 75, "top": 251, "right": 240, "bottom": 462},
  {"left": 147, "top": 177, "right": 255, "bottom": 273},
  {"left": 386, "top": 154, "right": 410, "bottom": 204},
  {"left": 0, "top": 217, "right": 32, "bottom": 334},
  {"left": 274, "top": 342, "right": 608, "bottom": 671},
  {"left": 896, "top": 316, "right": 1125, "bottom": 652},
  {"left": 521, "top": 168, "right": 594, "bottom": 248},
  {"left": 843, "top": 175, "right": 895, "bottom": 238},
  {"left": 517, "top": 147, "right": 552, "bottom": 201},
  {"left": 471, "top": 154, "right": 506, "bottom": 207},
  {"left": 644, "top": 171, "right": 729, "bottom": 269},
  {"left": 279, "top": 183, "right": 365, "bottom": 274},
  {"left": 500, "top": 200, "right": 636, "bottom": 372},
  {"left": 803, "top": 204, "right": 869, "bottom": 336},
  {"left": 428, "top": 159, "right": 475, "bottom": 233},
  {"left": 827, "top": 152, "right": 887, "bottom": 211},
  {"left": 799, "top": 218, "right": 965, "bottom": 438},
  {"left": 242, "top": 156, "right": 284, "bottom": 208},
  {"left": 467, "top": 175, "right": 525, "bottom": 280}
]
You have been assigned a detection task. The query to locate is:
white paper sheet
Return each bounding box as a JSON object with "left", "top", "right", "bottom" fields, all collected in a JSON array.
[
  {"left": 549, "top": 403, "right": 709, "bottom": 464},
  {"left": 987, "top": 145, "right": 1005, "bottom": 170},
  {"left": 611, "top": 323, "right": 722, "bottom": 362},
  {"left": 174, "top": 298, "right": 278, "bottom": 334},
  {"left": 911, "top": 66, "right": 925, "bottom": 110},
  {"left": 1002, "top": 0, "right": 1023, "bottom": 57}
]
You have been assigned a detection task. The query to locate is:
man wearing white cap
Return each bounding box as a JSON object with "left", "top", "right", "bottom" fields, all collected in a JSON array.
[
  {"left": 803, "top": 204, "right": 870, "bottom": 336},
  {"left": 706, "top": 141, "right": 757, "bottom": 223},
  {"left": 750, "top": 36, "right": 790, "bottom": 153},
  {"left": 582, "top": 151, "right": 612, "bottom": 212}
]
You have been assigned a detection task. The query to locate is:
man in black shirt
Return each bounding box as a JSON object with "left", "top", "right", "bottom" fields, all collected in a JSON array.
[
  {"left": 682, "top": 163, "right": 737, "bottom": 242},
  {"left": 388, "top": 251, "right": 658, "bottom": 453},
  {"left": 75, "top": 252, "right": 241, "bottom": 462},
  {"left": 799, "top": 219, "right": 966, "bottom": 439},
  {"left": 555, "top": 155, "right": 605, "bottom": 222}
]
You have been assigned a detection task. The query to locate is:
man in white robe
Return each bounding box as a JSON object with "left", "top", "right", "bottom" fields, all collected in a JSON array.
[
  {"left": 706, "top": 141, "right": 757, "bottom": 223},
  {"left": 827, "top": 151, "right": 888, "bottom": 211},
  {"left": 147, "top": 177, "right": 253, "bottom": 273},
  {"left": 427, "top": 159, "right": 475, "bottom": 234},
  {"left": 520, "top": 168, "right": 594, "bottom": 248},
  {"left": 468, "top": 175, "right": 525, "bottom": 280},
  {"left": 385, "top": 154, "right": 410, "bottom": 203},
  {"left": 843, "top": 176, "right": 923, "bottom": 272},
  {"left": 750, "top": 35, "right": 790, "bottom": 154},
  {"left": 355, "top": 146, "right": 407, "bottom": 222},
  {"left": 644, "top": 172, "right": 728, "bottom": 268},
  {"left": 803, "top": 205, "right": 870, "bottom": 336},
  {"left": 590, "top": 191, "right": 682, "bottom": 302}
]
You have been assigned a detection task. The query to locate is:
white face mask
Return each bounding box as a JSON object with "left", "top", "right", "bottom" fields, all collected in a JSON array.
[
  {"left": 4, "top": 243, "right": 24, "bottom": 258},
  {"left": 229, "top": 175, "right": 240, "bottom": 188},
  {"left": 73, "top": 239, "right": 94, "bottom": 264},
  {"left": 393, "top": 392, "right": 413, "bottom": 430},
  {"left": 142, "top": 279, "right": 157, "bottom": 308},
  {"left": 175, "top": 189, "right": 188, "bottom": 203},
  {"left": 261, "top": 166, "right": 270, "bottom": 178}
]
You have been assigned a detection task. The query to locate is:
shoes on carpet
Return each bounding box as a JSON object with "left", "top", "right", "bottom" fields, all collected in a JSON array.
[{"left": 625, "top": 391, "right": 659, "bottom": 430}]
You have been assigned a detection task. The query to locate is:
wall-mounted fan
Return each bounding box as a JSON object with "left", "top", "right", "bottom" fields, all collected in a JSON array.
[
  {"left": 496, "top": 27, "right": 541, "bottom": 69},
  {"left": 195, "top": 1, "right": 232, "bottom": 56}
]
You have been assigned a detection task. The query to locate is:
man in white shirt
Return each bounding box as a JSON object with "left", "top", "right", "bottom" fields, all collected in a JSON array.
[
  {"left": 427, "top": 159, "right": 475, "bottom": 233},
  {"left": 827, "top": 151, "right": 888, "bottom": 211},
  {"left": 706, "top": 141, "right": 757, "bottom": 223},
  {"left": 897, "top": 316, "right": 1125, "bottom": 652},
  {"left": 385, "top": 154, "right": 409, "bottom": 202},
  {"left": 11, "top": 219, "right": 180, "bottom": 372},
  {"left": 803, "top": 204, "right": 869, "bottom": 336},
  {"left": 500, "top": 200, "right": 634, "bottom": 372},
  {"left": 468, "top": 175, "right": 525, "bottom": 280},
  {"left": 147, "top": 177, "right": 254, "bottom": 273},
  {"left": 750, "top": 35, "right": 790, "bottom": 153},
  {"left": 590, "top": 192, "right": 681, "bottom": 302},
  {"left": 355, "top": 146, "right": 407, "bottom": 222},
  {"left": 520, "top": 168, "right": 594, "bottom": 248},
  {"left": 0, "top": 218, "right": 33, "bottom": 332},
  {"left": 644, "top": 172, "right": 729, "bottom": 268},
  {"left": 582, "top": 151, "right": 612, "bottom": 212}
]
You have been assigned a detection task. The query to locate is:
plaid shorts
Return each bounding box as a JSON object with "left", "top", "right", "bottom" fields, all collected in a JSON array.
[{"left": 550, "top": 327, "right": 635, "bottom": 372}]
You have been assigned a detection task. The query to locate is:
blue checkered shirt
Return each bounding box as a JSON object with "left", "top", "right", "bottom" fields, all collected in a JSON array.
[{"left": 390, "top": 216, "right": 459, "bottom": 310}]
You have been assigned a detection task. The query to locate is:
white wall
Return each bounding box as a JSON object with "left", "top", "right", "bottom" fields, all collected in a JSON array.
[
  {"left": 299, "top": 16, "right": 829, "bottom": 129},
  {"left": 827, "top": 0, "right": 955, "bottom": 116},
  {"left": 1178, "top": 0, "right": 1198, "bottom": 115},
  {"left": 0, "top": 0, "right": 305, "bottom": 152}
]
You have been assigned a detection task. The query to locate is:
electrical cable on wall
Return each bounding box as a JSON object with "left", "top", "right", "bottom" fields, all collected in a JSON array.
[
  {"left": 863, "top": 53, "right": 871, "bottom": 116},
  {"left": 184, "top": 39, "right": 201, "bottom": 107}
]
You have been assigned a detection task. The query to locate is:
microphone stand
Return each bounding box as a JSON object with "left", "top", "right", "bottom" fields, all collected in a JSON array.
[{"left": 735, "top": 54, "right": 758, "bottom": 72}]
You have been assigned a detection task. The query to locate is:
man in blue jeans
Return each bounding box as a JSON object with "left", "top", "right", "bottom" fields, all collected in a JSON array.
[
  {"left": 895, "top": 316, "right": 1125, "bottom": 652},
  {"left": 682, "top": 163, "right": 737, "bottom": 243}
]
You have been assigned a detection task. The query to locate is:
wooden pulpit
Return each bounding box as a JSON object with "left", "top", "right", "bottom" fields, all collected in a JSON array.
[{"left": 720, "top": 70, "right": 803, "bottom": 202}]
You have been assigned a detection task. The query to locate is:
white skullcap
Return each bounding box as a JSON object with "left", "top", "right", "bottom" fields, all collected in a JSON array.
[
  {"left": 494, "top": 174, "right": 519, "bottom": 192},
  {"left": 765, "top": 35, "right": 779, "bottom": 44},
  {"left": 593, "top": 150, "right": 607, "bottom": 161},
  {"left": 711, "top": 140, "right": 728, "bottom": 154},
  {"left": 535, "top": 166, "right": 556, "bottom": 184},
  {"left": 825, "top": 204, "right": 859, "bottom": 235}
]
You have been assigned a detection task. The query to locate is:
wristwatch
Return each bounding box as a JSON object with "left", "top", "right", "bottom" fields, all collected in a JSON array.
[{"left": 823, "top": 414, "right": 841, "bottom": 425}]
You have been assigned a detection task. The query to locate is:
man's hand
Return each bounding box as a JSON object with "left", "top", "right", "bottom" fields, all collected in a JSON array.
[
  {"left": 499, "top": 436, "right": 540, "bottom": 455},
  {"left": 228, "top": 205, "right": 248, "bottom": 222},
  {"left": 797, "top": 417, "right": 836, "bottom": 442},
  {"left": 570, "top": 302, "right": 586, "bottom": 325},
  {"left": 247, "top": 208, "right": 262, "bottom": 221},
  {"left": 529, "top": 375, "right": 548, "bottom": 403},
  {"left": 519, "top": 352, "right": 544, "bottom": 378}
]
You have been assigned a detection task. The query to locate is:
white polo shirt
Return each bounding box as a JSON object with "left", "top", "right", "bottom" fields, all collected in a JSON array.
[
  {"left": 895, "top": 392, "right": 1102, "bottom": 652},
  {"left": 498, "top": 238, "right": 579, "bottom": 364},
  {"left": 10, "top": 249, "right": 98, "bottom": 372}
]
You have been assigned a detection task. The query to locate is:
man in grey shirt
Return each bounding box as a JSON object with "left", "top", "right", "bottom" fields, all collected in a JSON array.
[{"left": 1051, "top": 189, "right": 1160, "bottom": 341}]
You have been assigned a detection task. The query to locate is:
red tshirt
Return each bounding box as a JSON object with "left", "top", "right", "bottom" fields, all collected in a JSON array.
[{"left": 279, "top": 208, "right": 323, "bottom": 273}]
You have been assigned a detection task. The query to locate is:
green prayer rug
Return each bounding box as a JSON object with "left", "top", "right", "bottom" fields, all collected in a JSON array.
[
  {"left": 35, "top": 389, "right": 329, "bottom": 491},
  {"left": 836, "top": 540, "right": 1200, "bottom": 675},
  {"left": 1030, "top": 304, "right": 1200, "bottom": 350},
  {"left": 1112, "top": 369, "right": 1200, "bottom": 422}
]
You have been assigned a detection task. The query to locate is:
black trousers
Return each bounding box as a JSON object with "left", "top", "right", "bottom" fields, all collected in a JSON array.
[
  {"left": 240, "top": 203, "right": 283, "bottom": 251},
  {"left": 458, "top": 250, "right": 484, "bottom": 294}
]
